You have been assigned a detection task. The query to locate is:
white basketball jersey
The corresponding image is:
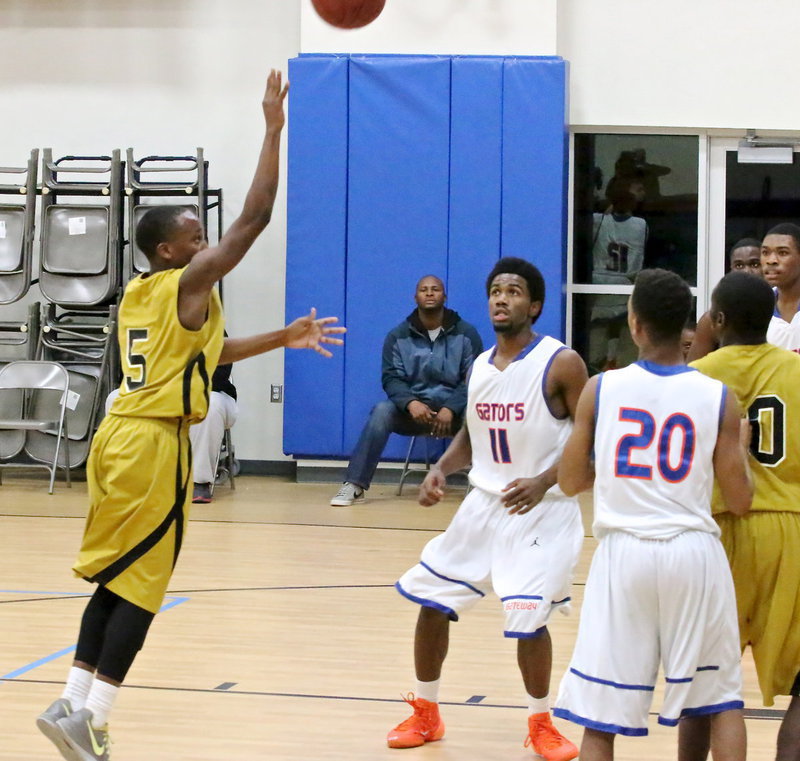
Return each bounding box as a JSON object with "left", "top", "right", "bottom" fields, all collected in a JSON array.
[
  {"left": 591, "top": 213, "right": 647, "bottom": 285},
  {"left": 592, "top": 361, "right": 726, "bottom": 540},
  {"left": 767, "top": 290, "right": 800, "bottom": 353},
  {"left": 466, "top": 335, "right": 573, "bottom": 497}
]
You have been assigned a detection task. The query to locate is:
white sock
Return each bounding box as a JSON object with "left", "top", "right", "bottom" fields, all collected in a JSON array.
[
  {"left": 85, "top": 680, "right": 120, "bottom": 728},
  {"left": 61, "top": 667, "right": 94, "bottom": 709},
  {"left": 528, "top": 693, "right": 550, "bottom": 715},
  {"left": 415, "top": 678, "right": 440, "bottom": 703}
]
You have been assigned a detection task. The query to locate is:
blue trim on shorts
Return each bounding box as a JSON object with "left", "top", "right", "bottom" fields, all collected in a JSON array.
[
  {"left": 658, "top": 701, "right": 744, "bottom": 726},
  {"left": 552, "top": 707, "right": 648, "bottom": 737},
  {"left": 665, "top": 664, "right": 720, "bottom": 684},
  {"left": 394, "top": 582, "right": 459, "bottom": 621},
  {"left": 500, "top": 594, "right": 543, "bottom": 602},
  {"left": 552, "top": 596, "right": 571, "bottom": 605},
  {"left": 419, "top": 561, "right": 486, "bottom": 598},
  {"left": 504, "top": 625, "right": 546, "bottom": 639},
  {"left": 570, "top": 667, "right": 655, "bottom": 692}
]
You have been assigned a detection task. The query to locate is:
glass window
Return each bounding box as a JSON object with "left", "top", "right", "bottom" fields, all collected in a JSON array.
[{"left": 572, "top": 134, "right": 699, "bottom": 374}]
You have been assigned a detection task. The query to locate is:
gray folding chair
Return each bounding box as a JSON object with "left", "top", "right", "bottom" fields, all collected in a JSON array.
[
  {"left": 0, "top": 149, "right": 38, "bottom": 305},
  {"left": 0, "top": 360, "right": 71, "bottom": 493}
]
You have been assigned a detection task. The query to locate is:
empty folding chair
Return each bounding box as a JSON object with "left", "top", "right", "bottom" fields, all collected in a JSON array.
[
  {"left": 38, "top": 150, "right": 123, "bottom": 307},
  {"left": 0, "top": 150, "right": 38, "bottom": 305},
  {"left": 0, "top": 360, "right": 71, "bottom": 493}
]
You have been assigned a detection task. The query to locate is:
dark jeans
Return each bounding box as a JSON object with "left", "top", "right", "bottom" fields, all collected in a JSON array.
[{"left": 345, "top": 400, "right": 454, "bottom": 490}]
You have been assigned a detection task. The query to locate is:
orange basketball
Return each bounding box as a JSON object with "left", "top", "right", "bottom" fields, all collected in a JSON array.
[{"left": 311, "top": 0, "right": 386, "bottom": 29}]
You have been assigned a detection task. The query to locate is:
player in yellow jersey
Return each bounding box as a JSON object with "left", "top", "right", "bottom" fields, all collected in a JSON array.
[
  {"left": 682, "top": 271, "right": 800, "bottom": 761},
  {"left": 36, "top": 70, "right": 345, "bottom": 761}
]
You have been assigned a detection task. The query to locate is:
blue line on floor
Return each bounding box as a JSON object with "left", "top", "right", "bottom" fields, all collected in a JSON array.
[{"left": 0, "top": 595, "right": 189, "bottom": 682}]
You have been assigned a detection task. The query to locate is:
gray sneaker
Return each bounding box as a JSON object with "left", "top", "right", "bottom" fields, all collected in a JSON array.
[
  {"left": 330, "top": 482, "right": 366, "bottom": 506},
  {"left": 55, "top": 708, "right": 111, "bottom": 761},
  {"left": 36, "top": 698, "right": 74, "bottom": 760}
]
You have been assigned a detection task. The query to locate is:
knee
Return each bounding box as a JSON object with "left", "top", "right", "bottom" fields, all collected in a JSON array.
[{"left": 366, "top": 400, "right": 398, "bottom": 427}]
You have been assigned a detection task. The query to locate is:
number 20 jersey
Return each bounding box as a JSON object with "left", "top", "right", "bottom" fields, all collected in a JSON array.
[
  {"left": 692, "top": 343, "right": 800, "bottom": 515},
  {"left": 466, "top": 335, "right": 574, "bottom": 498},
  {"left": 592, "top": 361, "right": 726, "bottom": 540}
]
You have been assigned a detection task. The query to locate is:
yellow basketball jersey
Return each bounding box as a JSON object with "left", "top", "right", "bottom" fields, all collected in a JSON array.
[
  {"left": 691, "top": 343, "right": 800, "bottom": 514},
  {"left": 110, "top": 268, "right": 224, "bottom": 422}
]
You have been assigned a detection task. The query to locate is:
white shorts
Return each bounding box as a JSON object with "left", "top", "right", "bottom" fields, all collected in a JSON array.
[
  {"left": 396, "top": 487, "right": 583, "bottom": 637},
  {"left": 554, "top": 530, "right": 743, "bottom": 735}
]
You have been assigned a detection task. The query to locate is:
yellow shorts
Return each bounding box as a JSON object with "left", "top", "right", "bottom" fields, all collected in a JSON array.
[
  {"left": 717, "top": 511, "right": 800, "bottom": 705},
  {"left": 74, "top": 414, "right": 192, "bottom": 614}
]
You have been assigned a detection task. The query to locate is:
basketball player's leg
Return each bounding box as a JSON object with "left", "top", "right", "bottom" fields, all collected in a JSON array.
[
  {"left": 388, "top": 489, "right": 494, "bottom": 748},
  {"left": 777, "top": 689, "right": 800, "bottom": 761},
  {"left": 495, "top": 498, "right": 582, "bottom": 759},
  {"left": 579, "top": 728, "right": 616, "bottom": 761}
]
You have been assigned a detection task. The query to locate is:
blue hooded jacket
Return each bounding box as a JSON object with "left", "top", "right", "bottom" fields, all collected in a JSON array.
[{"left": 381, "top": 307, "right": 483, "bottom": 416}]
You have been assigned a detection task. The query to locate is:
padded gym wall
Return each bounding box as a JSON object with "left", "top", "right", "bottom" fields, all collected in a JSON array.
[{"left": 285, "top": 54, "right": 568, "bottom": 459}]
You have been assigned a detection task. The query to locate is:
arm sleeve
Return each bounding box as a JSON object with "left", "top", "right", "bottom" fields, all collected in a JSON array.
[{"left": 381, "top": 331, "right": 416, "bottom": 412}]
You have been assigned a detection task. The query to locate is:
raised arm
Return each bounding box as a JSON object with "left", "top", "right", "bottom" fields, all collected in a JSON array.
[
  {"left": 713, "top": 388, "right": 753, "bottom": 516},
  {"left": 178, "top": 70, "right": 288, "bottom": 330}
]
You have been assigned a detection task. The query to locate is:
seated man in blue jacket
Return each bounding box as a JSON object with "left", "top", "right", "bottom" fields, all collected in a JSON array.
[{"left": 331, "top": 275, "right": 483, "bottom": 506}]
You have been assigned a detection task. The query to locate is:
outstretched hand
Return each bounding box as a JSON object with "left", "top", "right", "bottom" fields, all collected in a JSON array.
[
  {"left": 263, "top": 69, "right": 289, "bottom": 131},
  {"left": 285, "top": 308, "right": 346, "bottom": 358}
]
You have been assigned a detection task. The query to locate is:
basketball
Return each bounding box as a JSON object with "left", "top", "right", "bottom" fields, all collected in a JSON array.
[{"left": 311, "top": 0, "right": 386, "bottom": 29}]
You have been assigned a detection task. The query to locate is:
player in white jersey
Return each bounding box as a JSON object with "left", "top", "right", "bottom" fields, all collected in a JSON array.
[
  {"left": 554, "top": 269, "right": 752, "bottom": 761},
  {"left": 386, "top": 258, "right": 588, "bottom": 761},
  {"left": 761, "top": 223, "right": 800, "bottom": 353},
  {"left": 590, "top": 179, "right": 647, "bottom": 372}
]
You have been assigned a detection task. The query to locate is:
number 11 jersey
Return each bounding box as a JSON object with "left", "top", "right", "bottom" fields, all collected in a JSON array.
[
  {"left": 592, "top": 361, "right": 726, "bottom": 540},
  {"left": 466, "top": 335, "right": 573, "bottom": 498}
]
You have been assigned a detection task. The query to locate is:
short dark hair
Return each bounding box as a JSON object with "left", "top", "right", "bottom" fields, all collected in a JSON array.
[
  {"left": 485, "top": 257, "right": 545, "bottom": 306},
  {"left": 765, "top": 223, "right": 800, "bottom": 252},
  {"left": 630, "top": 268, "right": 692, "bottom": 342},
  {"left": 711, "top": 271, "right": 774, "bottom": 338},
  {"left": 135, "top": 206, "right": 188, "bottom": 260},
  {"left": 730, "top": 237, "right": 762, "bottom": 252}
]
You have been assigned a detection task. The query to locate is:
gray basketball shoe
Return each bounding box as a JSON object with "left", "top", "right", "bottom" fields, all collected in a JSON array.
[
  {"left": 36, "top": 698, "right": 75, "bottom": 760},
  {"left": 56, "top": 708, "right": 111, "bottom": 761}
]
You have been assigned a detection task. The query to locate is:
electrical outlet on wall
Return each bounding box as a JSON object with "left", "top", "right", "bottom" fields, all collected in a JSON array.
[{"left": 270, "top": 384, "right": 283, "bottom": 403}]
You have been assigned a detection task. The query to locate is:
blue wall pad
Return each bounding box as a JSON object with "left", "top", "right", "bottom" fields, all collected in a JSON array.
[
  {"left": 448, "top": 56, "right": 505, "bottom": 351},
  {"left": 501, "top": 57, "right": 569, "bottom": 340},
  {"left": 284, "top": 55, "right": 349, "bottom": 456},
  {"left": 285, "top": 54, "right": 568, "bottom": 459},
  {"left": 345, "top": 56, "right": 452, "bottom": 459}
]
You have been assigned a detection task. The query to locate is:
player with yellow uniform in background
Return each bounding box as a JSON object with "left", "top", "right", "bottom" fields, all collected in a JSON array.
[
  {"left": 686, "top": 271, "right": 800, "bottom": 761},
  {"left": 37, "top": 71, "right": 345, "bottom": 761}
]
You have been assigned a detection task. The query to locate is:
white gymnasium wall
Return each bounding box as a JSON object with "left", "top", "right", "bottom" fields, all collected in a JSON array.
[
  {"left": 5, "top": 0, "right": 799, "bottom": 462},
  {"left": 559, "top": 0, "right": 800, "bottom": 130},
  {"left": 300, "top": 0, "right": 558, "bottom": 55},
  {"left": 0, "top": 0, "right": 300, "bottom": 462}
]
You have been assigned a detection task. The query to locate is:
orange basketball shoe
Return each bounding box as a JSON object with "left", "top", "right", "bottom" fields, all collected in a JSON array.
[
  {"left": 524, "top": 712, "right": 579, "bottom": 761},
  {"left": 386, "top": 694, "right": 445, "bottom": 749}
]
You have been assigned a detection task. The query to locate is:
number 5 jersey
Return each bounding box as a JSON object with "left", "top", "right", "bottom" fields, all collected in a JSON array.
[
  {"left": 692, "top": 343, "right": 800, "bottom": 515},
  {"left": 111, "top": 267, "right": 224, "bottom": 422}
]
